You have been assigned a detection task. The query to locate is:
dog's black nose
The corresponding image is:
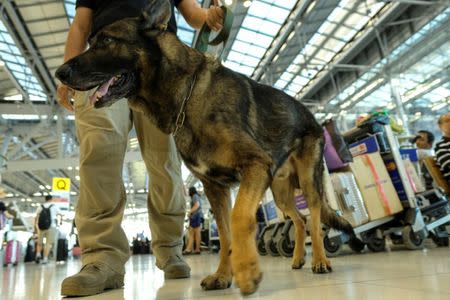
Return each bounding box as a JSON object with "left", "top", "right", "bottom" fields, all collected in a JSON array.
[{"left": 55, "top": 64, "right": 72, "bottom": 82}]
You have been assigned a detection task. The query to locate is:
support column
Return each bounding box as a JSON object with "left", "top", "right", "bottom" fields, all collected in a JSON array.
[
  {"left": 57, "top": 110, "right": 64, "bottom": 159},
  {"left": 389, "top": 78, "right": 410, "bottom": 135}
]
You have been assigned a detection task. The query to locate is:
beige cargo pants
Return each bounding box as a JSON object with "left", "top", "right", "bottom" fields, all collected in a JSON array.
[{"left": 74, "top": 91, "right": 186, "bottom": 274}]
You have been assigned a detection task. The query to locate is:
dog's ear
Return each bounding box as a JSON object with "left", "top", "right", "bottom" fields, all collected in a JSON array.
[{"left": 139, "top": 0, "right": 172, "bottom": 33}]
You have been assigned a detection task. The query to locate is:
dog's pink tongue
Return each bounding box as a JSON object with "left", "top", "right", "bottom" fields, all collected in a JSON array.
[{"left": 89, "top": 77, "right": 115, "bottom": 105}]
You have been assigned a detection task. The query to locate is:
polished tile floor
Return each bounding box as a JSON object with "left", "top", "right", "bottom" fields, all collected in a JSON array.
[{"left": 1, "top": 243, "right": 450, "bottom": 300}]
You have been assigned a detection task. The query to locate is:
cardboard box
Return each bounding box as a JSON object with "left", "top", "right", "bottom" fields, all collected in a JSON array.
[
  {"left": 350, "top": 152, "right": 403, "bottom": 221},
  {"left": 349, "top": 135, "right": 380, "bottom": 157},
  {"left": 400, "top": 148, "right": 419, "bottom": 162},
  {"left": 403, "top": 159, "right": 425, "bottom": 193},
  {"left": 383, "top": 158, "right": 409, "bottom": 202}
]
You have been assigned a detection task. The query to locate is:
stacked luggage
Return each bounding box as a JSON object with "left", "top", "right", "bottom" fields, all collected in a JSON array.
[{"left": 256, "top": 115, "right": 450, "bottom": 259}]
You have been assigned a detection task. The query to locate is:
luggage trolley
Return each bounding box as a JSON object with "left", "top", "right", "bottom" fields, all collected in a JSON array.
[
  {"left": 256, "top": 189, "right": 286, "bottom": 256},
  {"left": 324, "top": 122, "right": 450, "bottom": 255}
]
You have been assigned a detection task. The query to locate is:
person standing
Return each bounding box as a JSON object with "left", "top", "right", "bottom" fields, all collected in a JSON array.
[
  {"left": 183, "top": 187, "right": 203, "bottom": 255},
  {"left": 0, "top": 201, "right": 14, "bottom": 230},
  {"left": 56, "top": 0, "right": 224, "bottom": 296},
  {"left": 411, "top": 130, "right": 435, "bottom": 189},
  {"left": 435, "top": 114, "right": 450, "bottom": 184},
  {"left": 411, "top": 130, "right": 435, "bottom": 160},
  {"left": 34, "top": 195, "right": 60, "bottom": 264}
]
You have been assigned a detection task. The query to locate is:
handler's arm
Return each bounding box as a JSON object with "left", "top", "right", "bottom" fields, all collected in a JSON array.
[
  {"left": 57, "top": 7, "right": 93, "bottom": 112},
  {"left": 63, "top": 7, "right": 93, "bottom": 62},
  {"left": 178, "top": 0, "right": 224, "bottom": 31}
]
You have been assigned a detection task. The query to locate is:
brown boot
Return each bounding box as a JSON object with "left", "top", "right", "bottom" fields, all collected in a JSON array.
[
  {"left": 61, "top": 263, "right": 124, "bottom": 296},
  {"left": 162, "top": 255, "right": 191, "bottom": 279}
]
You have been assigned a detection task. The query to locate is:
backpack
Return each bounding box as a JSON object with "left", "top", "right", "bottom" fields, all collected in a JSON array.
[{"left": 38, "top": 204, "right": 53, "bottom": 230}]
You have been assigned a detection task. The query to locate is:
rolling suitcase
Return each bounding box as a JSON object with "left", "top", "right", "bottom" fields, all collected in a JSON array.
[
  {"left": 24, "top": 238, "right": 36, "bottom": 262},
  {"left": 56, "top": 239, "right": 68, "bottom": 262},
  {"left": 3, "top": 240, "right": 20, "bottom": 267},
  {"left": 331, "top": 172, "right": 369, "bottom": 227}
]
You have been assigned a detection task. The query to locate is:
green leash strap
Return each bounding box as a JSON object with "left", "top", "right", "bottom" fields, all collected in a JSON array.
[{"left": 194, "top": 6, "right": 234, "bottom": 57}]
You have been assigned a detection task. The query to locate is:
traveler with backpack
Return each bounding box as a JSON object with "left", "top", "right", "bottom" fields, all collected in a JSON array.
[{"left": 34, "top": 195, "right": 60, "bottom": 264}]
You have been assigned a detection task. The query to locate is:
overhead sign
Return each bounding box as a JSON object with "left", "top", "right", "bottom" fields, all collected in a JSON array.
[{"left": 52, "top": 177, "right": 71, "bottom": 192}]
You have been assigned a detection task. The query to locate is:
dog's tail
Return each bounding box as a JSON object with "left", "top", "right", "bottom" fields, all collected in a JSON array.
[{"left": 320, "top": 202, "right": 354, "bottom": 236}]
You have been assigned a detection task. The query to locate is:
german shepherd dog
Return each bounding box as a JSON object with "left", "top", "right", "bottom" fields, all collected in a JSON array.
[{"left": 56, "top": 0, "right": 353, "bottom": 295}]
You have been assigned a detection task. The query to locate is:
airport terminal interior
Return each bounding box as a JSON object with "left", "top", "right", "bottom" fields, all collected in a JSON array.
[{"left": 1, "top": 0, "right": 450, "bottom": 299}]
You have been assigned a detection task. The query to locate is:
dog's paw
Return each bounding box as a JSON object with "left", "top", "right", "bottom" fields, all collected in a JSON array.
[
  {"left": 311, "top": 257, "right": 332, "bottom": 274},
  {"left": 200, "top": 273, "right": 232, "bottom": 290},
  {"left": 234, "top": 264, "right": 263, "bottom": 295},
  {"left": 292, "top": 257, "right": 306, "bottom": 269},
  {"left": 292, "top": 250, "right": 306, "bottom": 269}
]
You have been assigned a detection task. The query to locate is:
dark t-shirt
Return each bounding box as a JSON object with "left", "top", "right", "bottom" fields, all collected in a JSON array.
[{"left": 76, "top": 0, "right": 182, "bottom": 38}]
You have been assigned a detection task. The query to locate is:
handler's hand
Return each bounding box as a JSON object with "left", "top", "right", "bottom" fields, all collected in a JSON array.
[
  {"left": 206, "top": 0, "right": 224, "bottom": 31},
  {"left": 57, "top": 83, "right": 74, "bottom": 112}
]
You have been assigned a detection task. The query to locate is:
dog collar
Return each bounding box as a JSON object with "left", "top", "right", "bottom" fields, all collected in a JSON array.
[{"left": 173, "top": 74, "right": 197, "bottom": 137}]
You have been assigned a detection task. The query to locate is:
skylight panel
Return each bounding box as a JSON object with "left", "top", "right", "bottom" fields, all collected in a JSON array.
[
  {"left": 0, "top": 21, "right": 46, "bottom": 101},
  {"left": 275, "top": 79, "right": 287, "bottom": 89},
  {"left": 236, "top": 29, "right": 273, "bottom": 48},
  {"left": 64, "top": 1, "right": 76, "bottom": 22},
  {"left": 225, "top": 0, "right": 296, "bottom": 76},
  {"left": 227, "top": 51, "right": 260, "bottom": 67},
  {"left": 242, "top": 15, "right": 282, "bottom": 35},
  {"left": 278, "top": 1, "right": 387, "bottom": 98}
]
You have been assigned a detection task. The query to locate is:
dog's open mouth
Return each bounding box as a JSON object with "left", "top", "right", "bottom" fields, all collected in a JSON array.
[{"left": 89, "top": 73, "right": 135, "bottom": 108}]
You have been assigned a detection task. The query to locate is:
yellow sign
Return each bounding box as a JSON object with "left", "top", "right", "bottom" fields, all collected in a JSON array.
[{"left": 52, "top": 177, "right": 71, "bottom": 192}]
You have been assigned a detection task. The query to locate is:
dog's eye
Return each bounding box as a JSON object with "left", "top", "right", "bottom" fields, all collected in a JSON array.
[{"left": 104, "top": 37, "right": 114, "bottom": 44}]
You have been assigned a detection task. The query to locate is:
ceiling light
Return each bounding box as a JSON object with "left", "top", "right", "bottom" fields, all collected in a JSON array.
[
  {"left": 46, "top": 185, "right": 51, "bottom": 190},
  {"left": 4, "top": 94, "right": 22, "bottom": 101},
  {"left": 26, "top": 198, "right": 32, "bottom": 202},
  {"left": 75, "top": 175, "right": 80, "bottom": 181},
  {"left": 432, "top": 102, "right": 446, "bottom": 111},
  {"left": 68, "top": 166, "right": 73, "bottom": 170},
  {"left": 243, "top": 0, "right": 252, "bottom": 8},
  {"left": 39, "top": 185, "right": 45, "bottom": 190},
  {"left": 21, "top": 198, "right": 25, "bottom": 202},
  {"left": 0, "top": 60, "right": 5, "bottom": 67},
  {"left": 225, "top": 0, "right": 233, "bottom": 5},
  {"left": 287, "top": 31, "right": 295, "bottom": 41}
]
